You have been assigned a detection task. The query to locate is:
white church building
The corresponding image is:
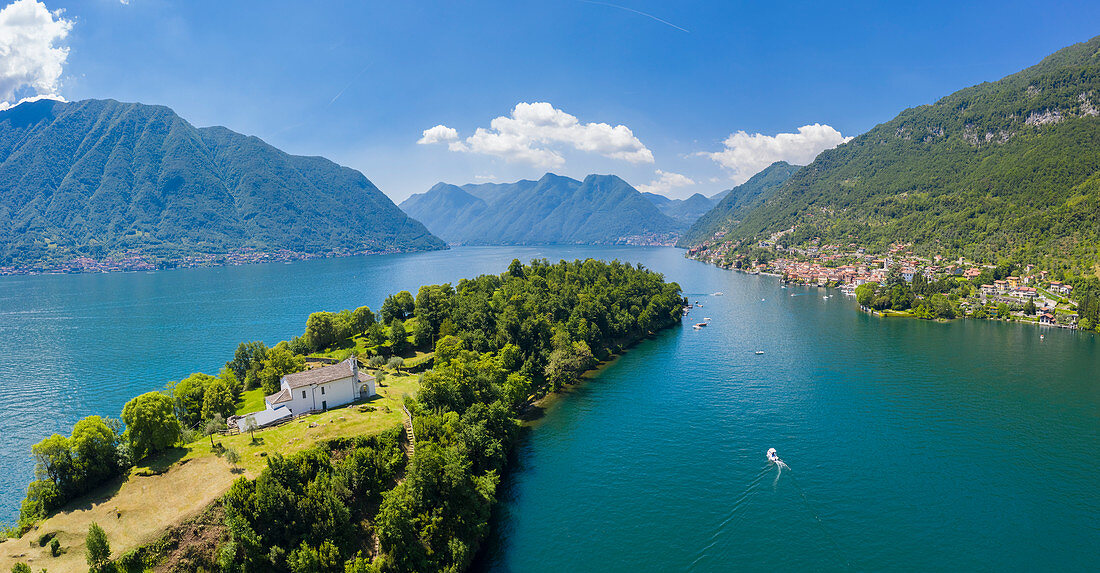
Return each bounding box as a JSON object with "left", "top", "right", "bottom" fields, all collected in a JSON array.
[
  {"left": 235, "top": 357, "right": 376, "bottom": 431},
  {"left": 266, "top": 356, "right": 376, "bottom": 415}
]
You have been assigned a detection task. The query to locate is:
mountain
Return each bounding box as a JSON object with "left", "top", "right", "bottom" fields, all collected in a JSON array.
[
  {"left": 690, "top": 35, "right": 1100, "bottom": 271},
  {"left": 642, "top": 192, "right": 722, "bottom": 224},
  {"left": 399, "top": 173, "right": 684, "bottom": 245},
  {"left": 0, "top": 98, "right": 445, "bottom": 268},
  {"left": 676, "top": 161, "right": 801, "bottom": 247}
]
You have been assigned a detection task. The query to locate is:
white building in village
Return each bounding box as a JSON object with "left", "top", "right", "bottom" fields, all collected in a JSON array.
[{"left": 235, "top": 356, "right": 376, "bottom": 431}]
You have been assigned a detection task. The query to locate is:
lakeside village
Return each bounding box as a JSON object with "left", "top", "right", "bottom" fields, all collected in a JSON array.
[
  {"left": 687, "top": 236, "right": 1085, "bottom": 329},
  {"left": 0, "top": 247, "right": 410, "bottom": 276}
]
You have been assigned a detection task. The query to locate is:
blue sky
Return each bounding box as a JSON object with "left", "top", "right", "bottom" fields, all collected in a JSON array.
[{"left": 3, "top": 1, "right": 1100, "bottom": 200}]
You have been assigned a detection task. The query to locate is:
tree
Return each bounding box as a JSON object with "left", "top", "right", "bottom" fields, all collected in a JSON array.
[
  {"left": 997, "top": 303, "right": 1011, "bottom": 319},
  {"left": 1024, "top": 299, "right": 1037, "bottom": 315},
  {"left": 243, "top": 417, "right": 258, "bottom": 444},
  {"left": 224, "top": 447, "right": 240, "bottom": 468},
  {"left": 389, "top": 320, "right": 408, "bottom": 355},
  {"left": 226, "top": 341, "right": 268, "bottom": 381},
  {"left": 201, "top": 377, "right": 236, "bottom": 422},
  {"left": 380, "top": 291, "right": 414, "bottom": 324},
  {"left": 387, "top": 357, "right": 405, "bottom": 374},
  {"left": 204, "top": 414, "right": 226, "bottom": 448},
  {"left": 855, "top": 282, "right": 878, "bottom": 308},
  {"left": 70, "top": 416, "right": 121, "bottom": 491},
  {"left": 305, "top": 312, "right": 338, "bottom": 351},
  {"left": 929, "top": 293, "right": 955, "bottom": 319},
  {"left": 258, "top": 347, "right": 306, "bottom": 395},
  {"left": 85, "top": 522, "right": 110, "bottom": 572},
  {"left": 507, "top": 258, "right": 525, "bottom": 278},
  {"left": 352, "top": 306, "right": 376, "bottom": 334},
  {"left": 170, "top": 372, "right": 217, "bottom": 427},
  {"left": 121, "top": 392, "right": 181, "bottom": 461},
  {"left": 287, "top": 540, "right": 341, "bottom": 573},
  {"left": 366, "top": 322, "right": 387, "bottom": 347},
  {"left": 412, "top": 316, "right": 432, "bottom": 348},
  {"left": 31, "top": 434, "right": 74, "bottom": 501},
  {"left": 11, "top": 563, "right": 31, "bottom": 573}
]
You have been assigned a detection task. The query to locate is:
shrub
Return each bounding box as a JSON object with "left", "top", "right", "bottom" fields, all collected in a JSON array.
[
  {"left": 36, "top": 531, "right": 56, "bottom": 547},
  {"left": 86, "top": 522, "right": 110, "bottom": 571}
]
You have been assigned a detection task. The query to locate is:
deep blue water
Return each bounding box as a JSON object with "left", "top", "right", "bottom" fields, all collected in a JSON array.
[{"left": 2, "top": 246, "right": 1098, "bottom": 571}]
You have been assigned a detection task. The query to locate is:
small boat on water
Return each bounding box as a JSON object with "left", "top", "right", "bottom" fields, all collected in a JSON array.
[
  {"left": 761, "top": 298, "right": 766, "bottom": 302},
  {"left": 767, "top": 448, "right": 779, "bottom": 462},
  {"left": 693, "top": 325, "right": 702, "bottom": 330},
  {"left": 712, "top": 292, "right": 724, "bottom": 296},
  {"left": 694, "top": 322, "right": 708, "bottom": 328},
  {"left": 703, "top": 317, "right": 711, "bottom": 321},
  {"left": 755, "top": 350, "right": 765, "bottom": 355}
]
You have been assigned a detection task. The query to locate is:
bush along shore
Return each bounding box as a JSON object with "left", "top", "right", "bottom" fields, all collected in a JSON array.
[{"left": 7, "top": 258, "right": 684, "bottom": 573}]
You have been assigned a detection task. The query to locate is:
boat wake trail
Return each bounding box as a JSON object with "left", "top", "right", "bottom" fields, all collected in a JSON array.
[
  {"left": 767, "top": 447, "right": 790, "bottom": 485},
  {"left": 689, "top": 465, "right": 772, "bottom": 569}
]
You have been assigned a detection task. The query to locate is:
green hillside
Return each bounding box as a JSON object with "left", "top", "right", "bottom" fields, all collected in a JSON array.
[
  {"left": 692, "top": 35, "right": 1100, "bottom": 274},
  {"left": 676, "top": 161, "right": 800, "bottom": 247},
  {"left": 0, "top": 99, "right": 445, "bottom": 267}
]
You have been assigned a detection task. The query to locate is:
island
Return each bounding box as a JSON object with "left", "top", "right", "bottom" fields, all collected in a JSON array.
[{"left": 2, "top": 258, "right": 684, "bottom": 573}]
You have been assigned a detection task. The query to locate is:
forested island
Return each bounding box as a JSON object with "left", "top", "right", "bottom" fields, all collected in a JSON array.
[{"left": 4, "top": 258, "right": 684, "bottom": 573}]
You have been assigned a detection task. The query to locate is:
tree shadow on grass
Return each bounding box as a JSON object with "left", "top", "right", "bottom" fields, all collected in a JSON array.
[{"left": 134, "top": 447, "right": 189, "bottom": 475}]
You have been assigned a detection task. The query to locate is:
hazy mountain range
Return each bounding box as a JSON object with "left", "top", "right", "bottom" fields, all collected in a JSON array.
[{"left": 399, "top": 173, "right": 691, "bottom": 245}]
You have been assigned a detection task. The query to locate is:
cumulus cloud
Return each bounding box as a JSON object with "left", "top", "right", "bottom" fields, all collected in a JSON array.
[
  {"left": 417, "top": 124, "right": 459, "bottom": 145},
  {"left": 0, "top": 0, "right": 73, "bottom": 106},
  {"left": 0, "top": 91, "right": 63, "bottom": 111},
  {"left": 703, "top": 123, "right": 851, "bottom": 183},
  {"left": 636, "top": 169, "right": 695, "bottom": 195},
  {"left": 420, "top": 102, "right": 654, "bottom": 168}
]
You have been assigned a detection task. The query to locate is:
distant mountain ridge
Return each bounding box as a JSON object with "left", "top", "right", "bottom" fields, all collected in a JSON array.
[
  {"left": 400, "top": 173, "right": 685, "bottom": 245},
  {"left": 688, "top": 35, "right": 1100, "bottom": 271},
  {"left": 642, "top": 191, "right": 726, "bottom": 225},
  {"left": 0, "top": 98, "right": 445, "bottom": 268}
]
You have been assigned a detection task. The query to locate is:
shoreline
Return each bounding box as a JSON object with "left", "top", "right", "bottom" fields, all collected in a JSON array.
[
  {"left": 688, "top": 253, "right": 1087, "bottom": 333},
  {"left": 0, "top": 245, "right": 450, "bottom": 277}
]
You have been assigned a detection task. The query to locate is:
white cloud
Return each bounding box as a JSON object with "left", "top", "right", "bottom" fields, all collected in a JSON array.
[
  {"left": 417, "top": 124, "right": 458, "bottom": 145},
  {"left": 0, "top": 91, "right": 63, "bottom": 111},
  {"left": 703, "top": 123, "right": 851, "bottom": 183},
  {"left": 636, "top": 169, "right": 695, "bottom": 195},
  {"left": 0, "top": 0, "right": 73, "bottom": 106},
  {"left": 421, "top": 102, "right": 654, "bottom": 168}
]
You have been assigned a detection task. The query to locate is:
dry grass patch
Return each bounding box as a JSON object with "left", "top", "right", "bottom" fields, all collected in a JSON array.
[
  {"left": 0, "top": 455, "right": 234, "bottom": 573},
  {"left": 0, "top": 371, "right": 420, "bottom": 573}
]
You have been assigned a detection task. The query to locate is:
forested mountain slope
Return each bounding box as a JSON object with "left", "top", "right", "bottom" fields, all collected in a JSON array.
[
  {"left": 677, "top": 161, "right": 800, "bottom": 247},
  {"left": 0, "top": 99, "right": 445, "bottom": 267},
  {"left": 697, "top": 35, "right": 1100, "bottom": 272}
]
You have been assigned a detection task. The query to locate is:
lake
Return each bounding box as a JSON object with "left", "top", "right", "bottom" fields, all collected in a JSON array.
[{"left": 2, "top": 246, "right": 1098, "bottom": 570}]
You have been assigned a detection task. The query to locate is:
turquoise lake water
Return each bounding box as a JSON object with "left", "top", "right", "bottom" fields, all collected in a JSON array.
[{"left": 2, "top": 246, "right": 1097, "bottom": 570}]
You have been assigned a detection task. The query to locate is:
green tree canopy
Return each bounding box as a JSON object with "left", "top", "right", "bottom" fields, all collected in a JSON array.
[
  {"left": 258, "top": 347, "right": 306, "bottom": 395},
  {"left": 121, "top": 392, "right": 181, "bottom": 461}
]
